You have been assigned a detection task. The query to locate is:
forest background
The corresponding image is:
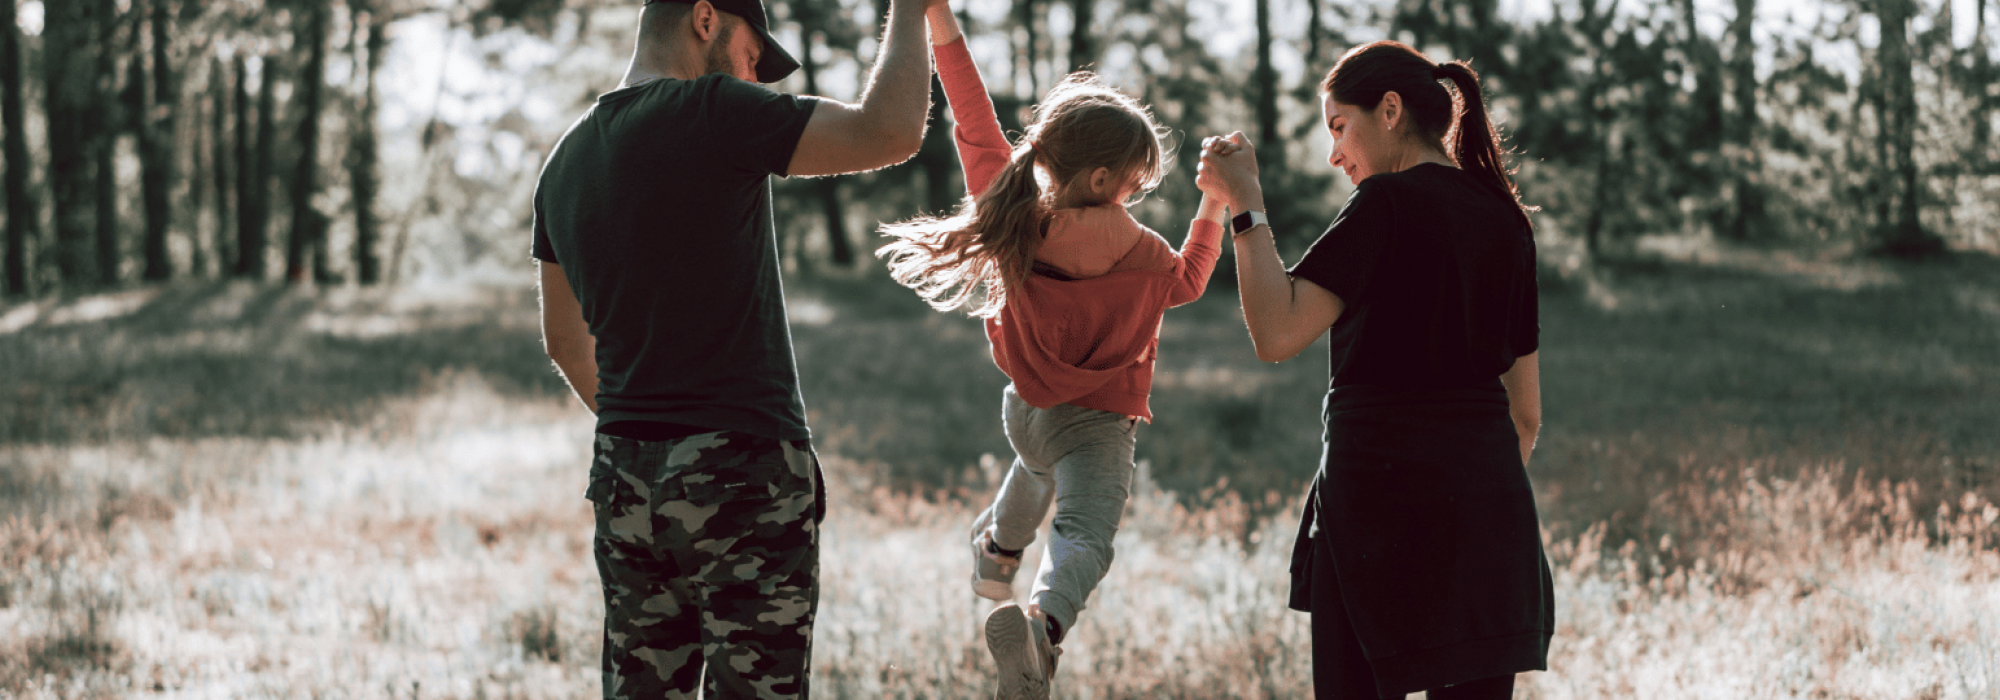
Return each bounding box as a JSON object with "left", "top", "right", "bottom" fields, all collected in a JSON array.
[{"left": 1, "top": 0, "right": 1998, "bottom": 697}]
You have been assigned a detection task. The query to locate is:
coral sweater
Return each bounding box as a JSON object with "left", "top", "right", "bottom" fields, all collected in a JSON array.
[{"left": 935, "top": 38, "right": 1222, "bottom": 421}]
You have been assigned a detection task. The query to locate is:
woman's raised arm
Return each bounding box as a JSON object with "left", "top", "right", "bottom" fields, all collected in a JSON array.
[{"left": 1197, "top": 133, "right": 1345, "bottom": 362}]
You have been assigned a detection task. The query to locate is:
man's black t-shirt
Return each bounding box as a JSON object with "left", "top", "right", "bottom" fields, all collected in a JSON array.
[
  {"left": 1289, "top": 163, "right": 1538, "bottom": 391},
  {"left": 531, "top": 74, "right": 819, "bottom": 441}
]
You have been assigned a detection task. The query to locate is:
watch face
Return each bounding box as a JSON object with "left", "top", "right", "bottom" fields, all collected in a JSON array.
[{"left": 1232, "top": 211, "right": 1257, "bottom": 233}]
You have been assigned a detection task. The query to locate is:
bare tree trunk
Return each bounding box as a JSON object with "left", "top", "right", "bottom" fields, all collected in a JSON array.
[
  {"left": 94, "top": 0, "right": 122, "bottom": 286},
  {"left": 44, "top": 0, "right": 94, "bottom": 286},
  {"left": 350, "top": 2, "right": 384, "bottom": 284},
  {"left": 234, "top": 55, "right": 264, "bottom": 279},
  {"left": 1582, "top": 0, "right": 1614, "bottom": 257},
  {"left": 1974, "top": 0, "right": 1991, "bottom": 163},
  {"left": 794, "top": 3, "right": 854, "bottom": 266},
  {"left": 287, "top": 2, "right": 329, "bottom": 284},
  {"left": 1253, "top": 0, "right": 1279, "bottom": 152},
  {"left": 1, "top": 0, "right": 36, "bottom": 295},
  {"left": 1302, "top": 0, "right": 1323, "bottom": 66},
  {"left": 1017, "top": 0, "right": 1040, "bottom": 96},
  {"left": 212, "top": 57, "right": 234, "bottom": 276},
  {"left": 1724, "top": 0, "right": 1762, "bottom": 240},
  {"left": 1875, "top": 0, "right": 1943, "bottom": 256},
  {"left": 1680, "top": 0, "right": 1723, "bottom": 151},
  {"left": 1068, "top": 0, "right": 1094, "bottom": 71},
  {"left": 138, "top": 0, "right": 175, "bottom": 281}
]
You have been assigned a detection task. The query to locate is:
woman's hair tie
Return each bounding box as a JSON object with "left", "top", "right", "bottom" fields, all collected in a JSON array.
[{"left": 1432, "top": 65, "right": 1452, "bottom": 80}]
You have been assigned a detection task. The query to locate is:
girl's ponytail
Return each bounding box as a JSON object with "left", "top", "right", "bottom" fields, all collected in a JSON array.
[{"left": 878, "top": 144, "right": 1050, "bottom": 318}]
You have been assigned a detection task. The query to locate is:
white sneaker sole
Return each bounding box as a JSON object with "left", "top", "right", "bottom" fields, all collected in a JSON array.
[{"left": 985, "top": 604, "right": 1049, "bottom": 700}]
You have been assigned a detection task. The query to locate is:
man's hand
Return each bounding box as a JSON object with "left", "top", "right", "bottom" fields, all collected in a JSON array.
[{"left": 787, "top": 0, "right": 933, "bottom": 178}]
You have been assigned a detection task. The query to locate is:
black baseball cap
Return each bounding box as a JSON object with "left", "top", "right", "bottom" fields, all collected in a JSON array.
[{"left": 646, "top": 0, "right": 801, "bottom": 83}]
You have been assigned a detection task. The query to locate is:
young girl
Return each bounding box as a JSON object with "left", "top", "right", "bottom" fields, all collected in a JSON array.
[{"left": 877, "top": 5, "right": 1225, "bottom": 697}]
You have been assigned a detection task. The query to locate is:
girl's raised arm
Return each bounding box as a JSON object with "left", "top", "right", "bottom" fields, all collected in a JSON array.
[{"left": 927, "top": 5, "right": 1013, "bottom": 196}]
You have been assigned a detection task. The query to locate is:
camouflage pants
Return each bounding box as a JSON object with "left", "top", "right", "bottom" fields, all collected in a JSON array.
[{"left": 588, "top": 431, "right": 823, "bottom": 700}]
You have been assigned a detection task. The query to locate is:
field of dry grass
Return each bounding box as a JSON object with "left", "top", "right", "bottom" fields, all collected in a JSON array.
[{"left": 2, "top": 251, "right": 1997, "bottom": 698}]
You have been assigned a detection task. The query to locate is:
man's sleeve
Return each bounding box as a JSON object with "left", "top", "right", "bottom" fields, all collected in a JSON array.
[
  {"left": 1288, "top": 179, "right": 1395, "bottom": 306},
  {"left": 530, "top": 188, "right": 558, "bottom": 263},
  {"left": 705, "top": 75, "right": 821, "bottom": 178}
]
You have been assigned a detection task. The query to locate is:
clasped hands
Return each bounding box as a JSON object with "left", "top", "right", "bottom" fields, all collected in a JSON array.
[{"left": 1197, "top": 132, "right": 1265, "bottom": 216}]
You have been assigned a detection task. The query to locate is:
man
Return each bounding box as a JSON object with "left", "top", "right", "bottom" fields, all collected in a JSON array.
[{"left": 530, "top": 0, "right": 933, "bottom": 697}]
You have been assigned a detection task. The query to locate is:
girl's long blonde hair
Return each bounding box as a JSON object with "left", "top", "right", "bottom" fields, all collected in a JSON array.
[{"left": 877, "top": 73, "right": 1170, "bottom": 318}]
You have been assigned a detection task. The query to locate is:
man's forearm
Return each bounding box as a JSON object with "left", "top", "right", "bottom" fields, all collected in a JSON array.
[{"left": 855, "top": 0, "right": 931, "bottom": 143}]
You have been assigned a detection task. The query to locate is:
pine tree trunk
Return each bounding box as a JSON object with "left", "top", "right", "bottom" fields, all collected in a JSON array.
[
  {"left": 1582, "top": 0, "right": 1611, "bottom": 257},
  {"left": 234, "top": 55, "right": 263, "bottom": 278},
  {"left": 1, "top": 0, "right": 36, "bottom": 295},
  {"left": 793, "top": 7, "right": 854, "bottom": 266},
  {"left": 139, "top": 0, "right": 175, "bottom": 281},
  {"left": 287, "top": 4, "right": 328, "bottom": 284},
  {"left": 1068, "top": 0, "right": 1094, "bottom": 71},
  {"left": 1253, "top": 0, "right": 1279, "bottom": 152},
  {"left": 44, "top": 0, "right": 93, "bottom": 286},
  {"left": 254, "top": 56, "right": 279, "bottom": 277},
  {"left": 350, "top": 3, "right": 383, "bottom": 284},
  {"left": 1875, "top": 0, "right": 1943, "bottom": 256},
  {"left": 212, "top": 57, "right": 235, "bottom": 276},
  {"left": 1017, "top": 0, "right": 1040, "bottom": 96},
  {"left": 1973, "top": 0, "right": 1991, "bottom": 163},
  {"left": 1725, "top": 0, "right": 1761, "bottom": 240},
  {"left": 94, "top": 0, "right": 122, "bottom": 287}
]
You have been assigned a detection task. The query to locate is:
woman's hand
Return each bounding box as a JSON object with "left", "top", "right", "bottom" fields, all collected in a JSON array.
[{"left": 1197, "top": 131, "right": 1265, "bottom": 212}]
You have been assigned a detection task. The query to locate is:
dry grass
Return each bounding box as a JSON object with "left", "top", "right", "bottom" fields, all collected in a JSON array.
[
  {"left": 2, "top": 252, "right": 1998, "bottom": 697},
  {"left": 0, "top": 376, "right": 1993, "bottom": 698}
]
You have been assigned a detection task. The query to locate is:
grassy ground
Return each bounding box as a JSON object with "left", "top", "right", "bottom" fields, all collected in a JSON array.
[{"left": 1, "top": 249, "right": 1997, "bottom": 697}]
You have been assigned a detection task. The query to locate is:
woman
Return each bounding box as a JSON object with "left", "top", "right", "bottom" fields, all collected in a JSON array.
[{"left": 1196, "top": 41, "right": 1553, "bottom": 699}]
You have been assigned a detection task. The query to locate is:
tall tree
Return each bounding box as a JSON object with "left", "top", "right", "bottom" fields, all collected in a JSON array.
[
  {"left": 1580, "top": 0, "right": 1619, "bottom": 256},
  {"left": 791, "top": 0, "right": 854, "bottom": 266},
  {"left": 138, "top": 0, "right": 176, "bottom": 280},
  {"left": 350, "top": 1, "right": 384, "bottom": 284},
  {"left": 93, "top": 0, "right": 122, "bottom": 285},
  {"left": 234, "top": 54, "right": 263, "bottom": 278},
  {"left": 1253, "top": 0, "right": 1279, "bottom": 152},
  {"left": 287, "top": 2, "right": 330, "bottom": 283},
  {"left": 44, "top": 0, "right": 97, "bottom": 285},
  {"left": 1679, "top": 0, "right": 1724, "bottom": 151},
  {"left": 1, "top": 0, "right": 37, "bottom": 294},
  {"left": 1016, "top": 0, "right": 1042, "bottom": 96},
  {"left": 212, "top": 57, "right": 235, "bottom": 276},
  {"left": 1724, "top": 0, "right": 1763, "bottom": 240},
  {"left": 1874, "top": 0, "right": 1943, "bottom": 255},
  {"left": 1068, "top": 0, "right": 1094, "bottom": 71},
  {"left": 1974, "top": 0, "right": 1992, "bottom": 162}
]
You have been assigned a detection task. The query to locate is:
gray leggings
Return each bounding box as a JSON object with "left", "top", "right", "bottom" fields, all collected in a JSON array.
[{"left": 978, "top": 384, "right": 1138, "bottom": 634}]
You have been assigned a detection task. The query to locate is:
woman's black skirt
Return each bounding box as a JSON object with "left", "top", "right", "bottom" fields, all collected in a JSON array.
[{"left": 1287, "top": 383, "right": 1554, "bottom": 695}]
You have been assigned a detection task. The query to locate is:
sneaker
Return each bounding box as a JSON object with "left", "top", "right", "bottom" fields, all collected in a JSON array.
[
  {"left": 969, "top": 511, "right": 1020, "bottom": 601},
  {"left": 985, "top": 602, "right": 1059, "bottom": 700}
]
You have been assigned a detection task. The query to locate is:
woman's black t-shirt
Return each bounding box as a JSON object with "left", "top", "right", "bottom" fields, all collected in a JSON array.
[{"left": 1288, "top": 163, "right": 1538, "bottom": 390}]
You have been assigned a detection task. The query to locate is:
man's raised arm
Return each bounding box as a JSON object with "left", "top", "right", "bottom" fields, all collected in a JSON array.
[{"left": 785, "top": 0, "right": 933, "bottom": 178}]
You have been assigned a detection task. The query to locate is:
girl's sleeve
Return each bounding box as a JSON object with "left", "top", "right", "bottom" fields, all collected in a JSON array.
[
  {"left": 934, "top": 37, "right": 1013, "bottom": 197},
  {"left": 1165, "top": 218, "right": 1224, "bottom": 307}
]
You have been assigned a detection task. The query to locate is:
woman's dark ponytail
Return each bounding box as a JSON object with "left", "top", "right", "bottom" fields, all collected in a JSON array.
[{"left": 1433, "top": 61, "right": 1528, "bottom": 228}]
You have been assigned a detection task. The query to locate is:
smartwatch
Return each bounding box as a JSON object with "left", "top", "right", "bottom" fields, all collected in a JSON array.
[{"left": 1231, "top": 209, "right": 1269, "bottom": 236}]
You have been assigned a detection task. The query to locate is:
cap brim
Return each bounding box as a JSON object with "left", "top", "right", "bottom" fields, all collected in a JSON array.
[{"left": 752, "top": 26, "right": 801, "bottom": 83}]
